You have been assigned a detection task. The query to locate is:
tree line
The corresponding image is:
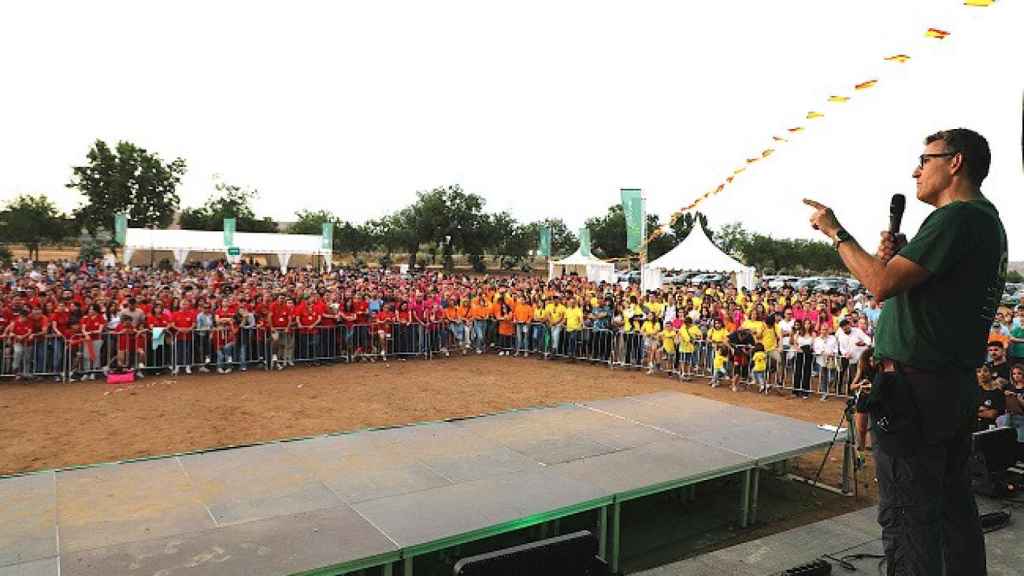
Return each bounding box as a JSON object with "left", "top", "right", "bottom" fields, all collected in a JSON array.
[{"left": 0, "top": 138, "right": 874, "bottom": 276}]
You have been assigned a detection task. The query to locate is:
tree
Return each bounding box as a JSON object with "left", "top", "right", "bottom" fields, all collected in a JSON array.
[
  {"left": 289, "top": 209, "right": 337, "bottom": 235},
  {"left": 0, "top": 195, "right": 68, "bottom": 260},
  {"left": 669, "top": 211, "right": 709, "bottom": 241},
  {"left": 290, "top": 210, "right": 373, "bottom": 261},
  {"left": 178, "top": 178, "right": 277, "bottom": 232},
  {"left": 586, "top": 204, "right": 628, "bottom": 259},
  {"left": 711, "top": 222, "right": 750, "bottom": 259},
  {"left": 524, "top": 218, "right": 578, "bottom": 258},
  {"left": 67, "top": 140, "right": 186, "bottom": 231}
]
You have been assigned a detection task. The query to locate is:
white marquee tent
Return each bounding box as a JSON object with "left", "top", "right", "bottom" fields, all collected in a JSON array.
[
  {"left": 548, "top": 249, "right": 616, "bottom": 283},
  {"left": 643, "top": 226, "right": 755, "bottom": 291},
  {"left": 122, "top": 228, "right": 331, "bottom": 271}
]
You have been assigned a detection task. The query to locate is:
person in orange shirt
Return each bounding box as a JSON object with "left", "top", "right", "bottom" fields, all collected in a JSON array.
[
  {"left": 496, "top": 300, "right": 515, "bottom": 355},
  {"left": 470, "top": 294, "right": 491, "bottom": 354},
  {"left": 445, "top": 297, "right": 470, "bottom": 356},
  {"left": 513, "top": 295, "right": 534, "bottom": 357}
]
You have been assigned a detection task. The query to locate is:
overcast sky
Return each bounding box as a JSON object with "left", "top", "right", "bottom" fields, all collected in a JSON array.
[{"left": 1, "top": 0, "right": 1021, "bottom": 255}]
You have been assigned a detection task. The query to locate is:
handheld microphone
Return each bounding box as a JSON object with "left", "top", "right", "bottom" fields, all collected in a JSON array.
[{"left": 889, "top": 194, "right": 906, "bottom": 235}]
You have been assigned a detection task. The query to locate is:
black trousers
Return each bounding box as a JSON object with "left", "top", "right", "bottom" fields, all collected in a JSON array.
[{"left": 871, "top": 369, "right": 985, "bottom": 576}]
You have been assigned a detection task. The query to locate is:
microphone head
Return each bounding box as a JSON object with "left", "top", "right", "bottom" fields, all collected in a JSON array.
[
  {"left": 890, "top": 193, "right": 906, "bottom": 217},
  {"left": 889, "top": 193, "right": 906, "bottom": 234}
]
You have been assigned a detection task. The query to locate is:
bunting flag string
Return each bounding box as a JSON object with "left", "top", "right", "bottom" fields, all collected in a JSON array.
[{"left": 641, "top": 0, "right": 1000, "bottom": 250}]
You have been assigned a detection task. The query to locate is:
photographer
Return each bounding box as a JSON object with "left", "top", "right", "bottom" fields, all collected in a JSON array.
[{"left": 805, "top": 129, "right": 1004, "bottom": 575}]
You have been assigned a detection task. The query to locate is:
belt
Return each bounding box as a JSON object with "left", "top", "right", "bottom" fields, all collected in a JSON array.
[{"left": 880, "top": 359, "right": 933, "bottom": 375}]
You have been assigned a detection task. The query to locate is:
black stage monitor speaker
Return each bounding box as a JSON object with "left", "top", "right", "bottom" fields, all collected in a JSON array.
[
  {"left": 452, "top": 530, "right": 606, "bottom": 576},
  {"left": 970, "top": 427, "right": 1018, "bottom": 497}
]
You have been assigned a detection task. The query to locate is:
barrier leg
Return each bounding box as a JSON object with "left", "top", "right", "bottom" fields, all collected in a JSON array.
[
  {"left": 403, "top": 556, "right": 413, "bottom": 576},
  {"left": 598, "top": 506, "right": 608, "bottom": 560},
  {"left": 382, "top": 562, "right": 393, "bottom": 576}
]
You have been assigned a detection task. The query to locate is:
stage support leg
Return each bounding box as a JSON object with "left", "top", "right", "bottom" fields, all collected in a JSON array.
[
  {"left": 598, "top": 506, "right": 608, "bottom": 560},
  {"left": 739, "top": 469, "right": 751, "bottom": 528},
  {"left": 750, "top": 467, "right": 761, "bottom": 525},
  {"left": 610, "top": 500, "right": 622, "bottom": 574},
  {"left": 404, "top": 556, "right": 413, "bottom": 576},
  {"left": 383, "top": 562, "right": 393, "bottom": 576}
]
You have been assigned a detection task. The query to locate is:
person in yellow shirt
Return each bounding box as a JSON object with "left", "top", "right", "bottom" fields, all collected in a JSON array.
[
  {"left": 660, "top": 322, "right": 677, "bottom": 373},
  {"left": 622, "top": 296, "right": 644, "bottom": 367},
  {"left": 564, "top": 298, "right": 584, "bottom": 360},
  {"left": 677, "top": 317, "right": 697, "bottom": 380},
  {"left": 641, "top": 317, "right": 661, "bottom": 374},
  {"left": 761, "top": 314, "right": 783, "bottom": 391},
  {"left": 711, "top": 343, "right": 730, "bottom": 388},
  {"left": 531, "top": 296, "right": 548, "bottom": 355},
  {"left": 546, "top": 297, "right": 567, "bottom": 358},
  {"left": 751, "top": 343, "right": 768, "bottom": 393},
  {"left": 741, "top": 308, "right": 766, "bottom": 340}
]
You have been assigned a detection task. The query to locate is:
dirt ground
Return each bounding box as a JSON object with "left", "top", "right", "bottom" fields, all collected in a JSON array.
[{"left": 0, "top": 355, "right": 876, "bottom": 504}]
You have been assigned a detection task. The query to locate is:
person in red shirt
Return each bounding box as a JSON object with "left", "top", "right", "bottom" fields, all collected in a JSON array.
[
  {"left": 146, "top": 302, "right": 172, "bottom": 372},
  {"left": 213, "top": 316, "right": 238, "bottom": 374},
  {"left": 297, "top": 304, "right": 321, "bottom": 363},
  {"left": 6, "top": 309, "right": 34, "bottom": 380},
  {"left": 269, "top": 296, "right": 294, "bottom": 370},
  {"left": 171, "top": 300, "right": 197, "bottom": 375},
  {"left": 80, "top": 304, "right": 107, "bottom": 380},
  {"left": 374, "top": 302, "right": 396, "bottom": 361}
]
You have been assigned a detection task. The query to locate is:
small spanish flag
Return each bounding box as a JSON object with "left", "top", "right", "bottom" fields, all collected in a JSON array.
[
  {"left": 761, "top": 148, "right": 775, "bottom": 158},
  {"left": 925, "top": 28, "right": 950, "bottom": 39},
  {"left": 732, "top": 167, "right": 746, "bottom": 175},
  {"left": 806, "top": 111, "right": 824, "bottom": 120},
  {"left": 726, "top": 176, "right": 734, "bottom": 184},
  {"left": 884, "top": 54, "right": 912, "bottom": 63},
  {"left": 788, "top": 126, "right": 805, "bottom": 133},
  {"left": 715, "top": 183, "right": 725, "bottom": 193},
  {"left": 745, "top": 158, "right": 760, "bottom": 164},
  {"left": 854, "top": 79, "right": 878, "bottom": 91},
  {"left": 828, "top": 95, "right": 850, "bottom": 103},
  {"left": 964, "top": 0, "right": 993, "bottom": 7},
  {"left": 772, "top": 135, "right": 788, "bottom": 142}
]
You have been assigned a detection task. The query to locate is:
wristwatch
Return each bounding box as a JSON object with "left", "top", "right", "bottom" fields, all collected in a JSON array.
[{"left": 832, "top": 227, "right": 853, "bottom": 249}]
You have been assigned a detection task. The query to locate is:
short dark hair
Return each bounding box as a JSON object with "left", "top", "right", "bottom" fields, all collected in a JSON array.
[
  {"left": 924, "top": 128, "right": 990, "bottom": 188},
  {"left": 987, "top": 340, "right": 1005, "bottom": 349}
]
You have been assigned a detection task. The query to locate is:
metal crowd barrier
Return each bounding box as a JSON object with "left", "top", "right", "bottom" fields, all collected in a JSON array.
[{"left": 0, "top": 323, "right": 854, "bottom": 398}]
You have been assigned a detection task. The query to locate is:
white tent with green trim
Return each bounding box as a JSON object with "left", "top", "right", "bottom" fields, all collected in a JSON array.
[{"left": 548, "top": 249, "right": 616, "bottom": 283}]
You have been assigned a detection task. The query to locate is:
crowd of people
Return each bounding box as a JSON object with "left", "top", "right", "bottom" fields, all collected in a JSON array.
[{"left": 0, "top": 258, "right": 881, "bottom": 386}]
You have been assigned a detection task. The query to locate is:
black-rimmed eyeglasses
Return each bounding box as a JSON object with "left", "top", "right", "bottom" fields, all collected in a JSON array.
[{"left": 918, "top": 151, "right": 958, "bottom": 169}]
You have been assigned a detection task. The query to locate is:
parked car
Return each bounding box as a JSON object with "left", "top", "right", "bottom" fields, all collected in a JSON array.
[
  {"left": 812, "top": 277, "right": 851, "bottom": 294},
  {"left": 690, "top": 273, "right": 725, "bottom": 286},
  {"left": 793, "top": 276, "right": 822, "bottom": 291},
  {"left": 617, "top": 270, "right": 641, "bottom": 284},
  {"left": 663, "top": 271, "right": 697, "bottom": 285},
  {"left": 767, "top": 275, "right": 799, "bottom": 290}
]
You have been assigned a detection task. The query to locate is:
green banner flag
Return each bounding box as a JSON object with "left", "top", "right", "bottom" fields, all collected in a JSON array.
[
  {"left": 578, "top": 227, "right": 591, "bottom": 258},
  {"left": 538, "top": 226, "right": 551, "bottom": 257},
  {"left": 321, "top": 222, "right": 334, "bottom": 250},
  {"left": 620, "top": 188, "right": 644, "bottom": 253},
  {"left": 223, "top": 218, "right": 236, "bottom": 247},
  {"left": 114, "top": 214, "right": 127, "bottom": 245}
]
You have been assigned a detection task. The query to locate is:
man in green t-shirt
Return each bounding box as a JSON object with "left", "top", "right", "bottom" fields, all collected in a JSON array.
[{"left": 804, "top": 128, "right": 1003, "bottom": 576}]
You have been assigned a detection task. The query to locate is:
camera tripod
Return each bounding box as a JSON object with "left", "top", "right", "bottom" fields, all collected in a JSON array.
[{"left": 810, "top": 397, "right": 866, "bottom": 497}]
